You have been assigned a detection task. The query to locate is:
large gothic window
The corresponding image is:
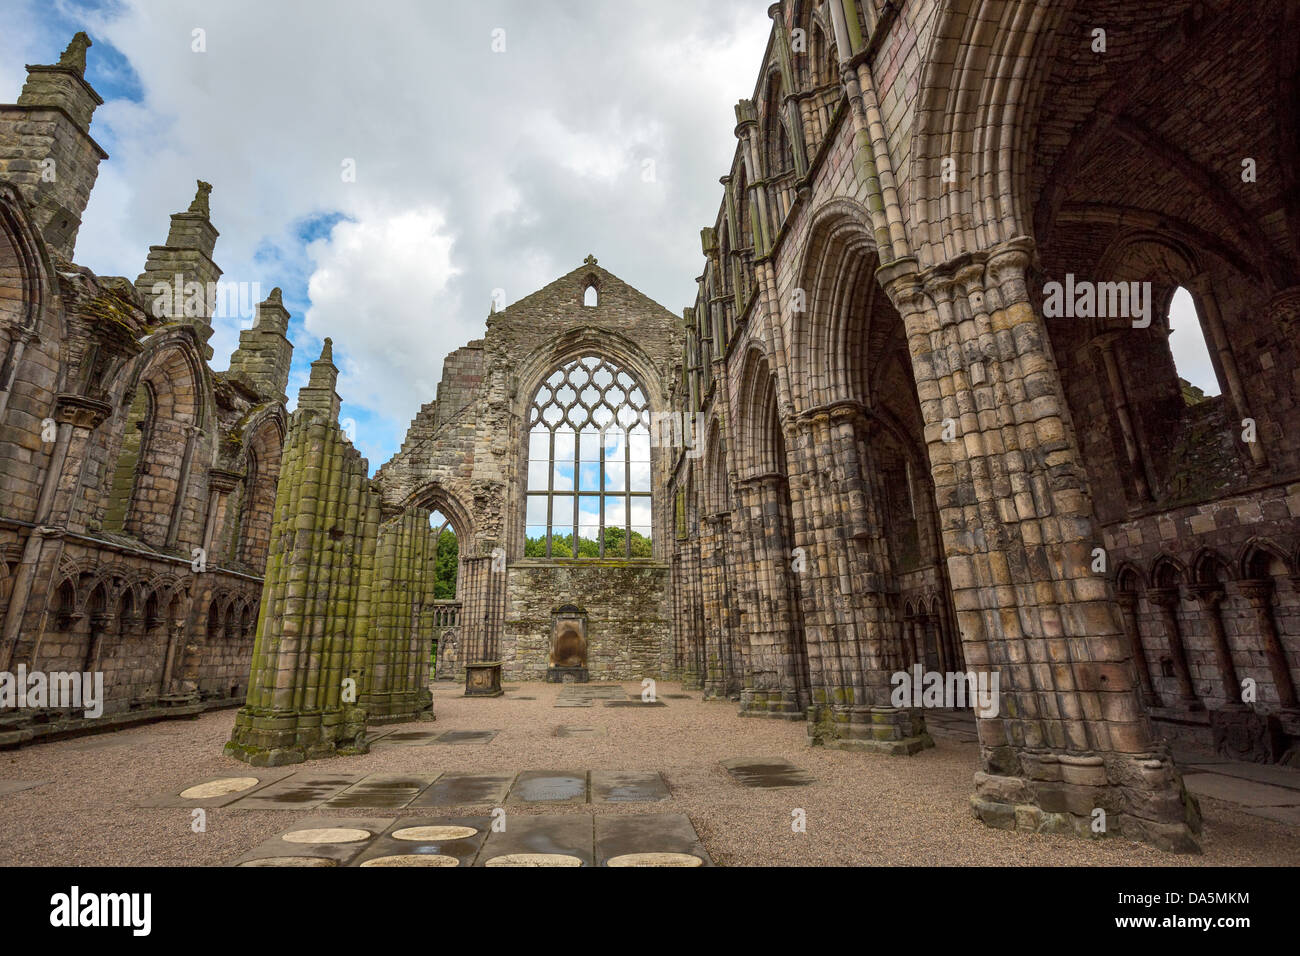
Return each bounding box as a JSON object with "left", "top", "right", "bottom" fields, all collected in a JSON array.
[{"left": 525, "top": 355, "right": 652, "bottom": 558}]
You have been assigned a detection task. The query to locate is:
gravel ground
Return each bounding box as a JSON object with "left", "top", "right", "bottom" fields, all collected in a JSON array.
[{"left": 0, "top": 681, "right": 1295, "bottom": 867}]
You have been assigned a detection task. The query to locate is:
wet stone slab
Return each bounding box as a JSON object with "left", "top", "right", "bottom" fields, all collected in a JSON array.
[
  {"left": 475, "top": 814, "right": 594, "bottom": 867},
  {"left": 507, "top": 770, "right": 588, "bottom": 804},
  {"left": 594, "top": 813, "right": 713, "bottom": 866},
  {"left": 319, "top": 772, "right": 443, "bottom": 809},
  {"left": 349, "top": 816, "right": 492, "bottom": 867},
  {"left": 227, "top": 772, "right": 367, "bottom": 810},
  {"left": 590, "top": 770, "right": 670, "bottom": 803},
  {"left": 370, "top": 730, "right": 444, "bottom": 747},
  {"left": 435, "top": 730, "right": 499, "bottom": 745},
  {"left": 721, "top": 758, "right": 814, "bottom": 789},
  {"left": 407, "top": 771, "right": 516, "bottom": 807},
  {"left": 137, "top": 769, "right": 295, "bottom": 808},
  {"left": 228, "top": 816, "right": 393, "bottom": 867}
]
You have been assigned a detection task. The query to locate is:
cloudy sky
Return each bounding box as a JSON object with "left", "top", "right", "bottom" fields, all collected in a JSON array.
[{"left": 5, "top": 0, "right": 772, "bottom": 468}]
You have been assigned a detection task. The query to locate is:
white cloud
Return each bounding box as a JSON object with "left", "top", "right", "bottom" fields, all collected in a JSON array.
[{"left": 14, "top": 0, "right": 776, "bottom": 463}]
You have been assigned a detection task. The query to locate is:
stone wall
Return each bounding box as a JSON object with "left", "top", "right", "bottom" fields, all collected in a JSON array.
[{"left": 502, "top": 561, "right": 671, "bottom": 681}]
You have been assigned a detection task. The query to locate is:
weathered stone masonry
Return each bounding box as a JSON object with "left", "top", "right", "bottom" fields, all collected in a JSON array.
[{"left": 0, "top": 36, "right": 295, "bottom": 744}]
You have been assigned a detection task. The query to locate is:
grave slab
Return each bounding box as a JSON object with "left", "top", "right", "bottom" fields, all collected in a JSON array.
[
  {"left": 1182, "top": 772, "right": 1300, "bottom": 807},
  {"left": 0, "top": 779, "right": 51, "bottom": 797},
  {"left": 349, "top": 816, "right": 492, "bottom": 867},
  {"left": 475, "top": 814, "right": 594, "bottom": 866},
  {"left": 556, "top": 725, "right": 605, "bottom": 738},
  {"left": 407, "top": 771, "right": 516, "bottom": 807},
  {"left": 594, "top": 813, "right": 713, "bottom": 866},
  {"left": 507, "top": 770, "right": 588, "bottom": 804},
  {"left": 137, "top": 768, "right": 296, "bottom": 808},
  {"left": 227, "top": 772, "right": 366, "bottom": 810},
  {"left": 590, "top": 770, "right": 670, "bottom": 803},
  {"left": 435, "top": 730, "right": 499, "bottom": 745},
  {"left": 721, "top": 758, "right": 815, "bottom": 789},
  {"left": 319, "top": 772, "right": 442, "bottom": 809},
  {"left": 228, "top": 816, "right": 394, "bottom": 867}
]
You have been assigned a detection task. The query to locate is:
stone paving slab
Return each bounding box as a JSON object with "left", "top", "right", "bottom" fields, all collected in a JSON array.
[
  {"left": 368, "top": 729, "right": 444, "bottom": 747},
  {"left": 407, "top": 771, "right": 516, "bottom": 807},
  {"left": 229, "top": 816, "right": 394, "bottom": 867},
  {"left": 594, "top": 813, "right": 713, "bottom": 866},
  {"left": 228, "top": 772, "right": 366, "bottom": 810},
  {"left": 348, "top": 816, "right": 492, "bottom": 866},
  {"left": 1182, "top": 773, "right": 1300, "bottom": 807},
  {"left": 474, "top": 814, "right": 594, "bottom": 866},
  {"left": 553, "top": 700, "right": 593, "bottom": 708},
  {"left": 605, "top": 699, "right": 667, "bottom": 708},
  {"left": 0, "top": 779, "right": 51, "bottom": 797},
  {"left": 556, "top": 725, "right": 605, "bottom": 738},
  {"left": 721, "top": 758, "right": 815, "bottom": 789},
  {"left": 319, "top": 772, "right": 443, "bottom": 809},
  {"left": 507, "top": 770, "right": 588, "bottom": 804},
  {"left": 1238, "top": 805, "right": 1300, "bottom": 827},
  {"left": 137, "top": 768, "right": 296, "bottom": 808},
  {"left": 559, "top": 685, "right": 627, "bottom": 699},
  {"left": 435, "top": 730, "right": 499, "bottom": 745},
  {"left": 590, "top": 770, "right": 670, "bottom": 803},
  {"left": 1184, "top": 762, "right": 1300, "bottom": 791}
]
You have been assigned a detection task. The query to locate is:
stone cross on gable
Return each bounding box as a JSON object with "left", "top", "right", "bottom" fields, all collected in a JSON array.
[{"left": 584, "top": 254, "right": 597, "bottom": 266}]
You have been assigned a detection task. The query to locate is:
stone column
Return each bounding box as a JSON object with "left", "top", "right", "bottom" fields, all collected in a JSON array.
[
  {"left": 226, "top": 341, "right": 378, "bottom": 765},
  {"left": 1239, "top": 578, "right": 1299, "bottom": 712},
  {"left": 1116, "top": 591, "right": 1161, "bottom": 708},
  {"left": 879, "top": 239, "right": 1199, "bottom": 852},
  {"left": 1150, "top": 586, "right": 1202, "bottom": 710},
  {"left": 1189, "top": 584, "right": 1243, "bottom": 708},
  {"left": 1093, "top": 334, "right": 1153, "bottom": 501}
]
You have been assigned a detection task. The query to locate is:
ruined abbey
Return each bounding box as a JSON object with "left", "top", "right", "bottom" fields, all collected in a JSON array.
[{"left": 3, "top": 0, "right": 1299, "bottom": 858}]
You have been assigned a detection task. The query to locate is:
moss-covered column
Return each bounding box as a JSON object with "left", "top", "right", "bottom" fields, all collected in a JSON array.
[
  {"left": 226, "top": 340, "right": 377, "bottom": 765},
  {"left": 364, "top": 505, "right": 435, "bottom": 722}
]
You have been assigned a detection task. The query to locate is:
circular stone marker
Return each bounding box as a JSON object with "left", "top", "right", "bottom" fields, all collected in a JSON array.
[
  {"left": 281, "top": 827, "right": 371, "bottom": 844},
  {"left": 606, "top": 852, "right": 704, "bottom": 867},
  {"left": 359, "top": 854, "right": 460, "bottom": 867},
  {"left": 180, "top": 777, "right": 261, "bottom": 799},
  {"left": 237, "top": 857, "right": 338, "bottom": 867},
  {"left": 391, "top": 825, "right": 478, "bottom": 842},
  {"left": 484, "top": 853, "right": 583, "bottom": 867}
]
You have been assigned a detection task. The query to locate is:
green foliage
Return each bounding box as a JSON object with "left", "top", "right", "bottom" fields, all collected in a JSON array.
[
  {"left": 433, "top": 529, "right": 458, "bottom": 599},
  {"left": 522, "top": 527, "right": 653, "bottom": 558}
]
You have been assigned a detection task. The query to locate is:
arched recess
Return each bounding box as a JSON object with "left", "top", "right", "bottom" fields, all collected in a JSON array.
[
  {"left": 102, "top": 335, "right": 211, "bottom": 548},
  {"left": 233, "top": 413, "right": 285, "bottom": 573},
  {"left": 735, "top": 346, "right": 810, "bottom": 712},
  {"left": 0, "top": 185, "right": 63, "bottom": 523}
]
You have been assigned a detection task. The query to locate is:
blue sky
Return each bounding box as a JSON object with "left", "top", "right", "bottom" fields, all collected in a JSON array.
[{"left": 5, "top": 0, "right": 772, "bottom": 470}]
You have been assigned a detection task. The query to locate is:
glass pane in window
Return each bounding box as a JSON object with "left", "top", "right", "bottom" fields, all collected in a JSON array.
[
  {"left": 526, "top": 494, "right": 548, "bottom": 526},
  {"left": 578, "top": 462, "right": 601, "bottom": 491},
  {"left": 580, "top": 430, "right": 601, "bottom": 461},
  {"left": 604, "top": 495, "right": 626, "bottom": 525},
  {"left": 528, "top": 459, "right": 550, "bottom": 490},
  {"left": 603, "top": 426, "right": 625, "bottom": 458},
  {"left": 629, "top": 461, "right": 650, "bottom": 492},
  {"left": 604, "top": 460, "right": 625, "bottom": 492},
  {"left": 529, "top": 429, "right": 549, "bottom": 461},
  {"left": 629, "top": 496, "right": 652, "bottom": 527},
  {"left": 553, "top": 494, "right": 575, "bottom": 528},
  {"left": 629, "top": 430, "right": 650, "bottom": 462},
  {"left": 554, "top": 428, "right": 575, "bottom": 462},
  {"left": 552, "top": 460, "right": 574, "bottom": 492}
]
